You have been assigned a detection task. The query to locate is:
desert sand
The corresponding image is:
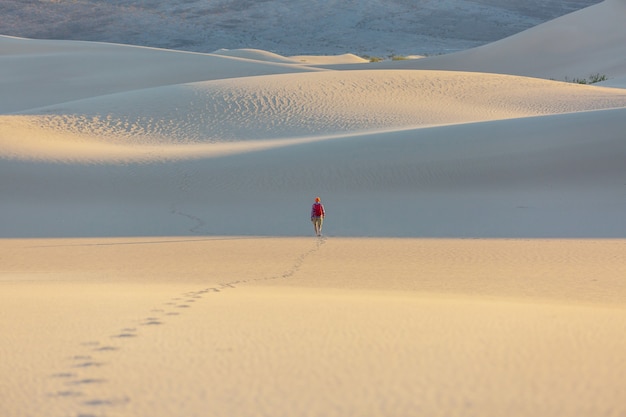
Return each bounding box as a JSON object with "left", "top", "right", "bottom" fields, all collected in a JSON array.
[{"left": 2, "top": 1, "right": 626, "bottom": 416}]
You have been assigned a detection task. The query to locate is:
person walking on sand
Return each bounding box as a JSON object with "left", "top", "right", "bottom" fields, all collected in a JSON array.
[{"left": 310, "top": 197, "right": 325, "bottom": 236}]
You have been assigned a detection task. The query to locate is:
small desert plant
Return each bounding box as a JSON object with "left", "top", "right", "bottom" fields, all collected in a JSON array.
[
  {"left": 572, "top": 78, "right": 588, "bottom": 84},
  {"left": 588, "top": 73, "right": 608, "bottom": 83},
  {"left": 566, "top": 73, "right": 608, "bottom": 84},
  {"left": 390, "top": 54, "right": 409, "bottom": 61}
]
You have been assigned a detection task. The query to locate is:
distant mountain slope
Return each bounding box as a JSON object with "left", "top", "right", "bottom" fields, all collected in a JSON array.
[{"left": 0, "top": 0, "right": 601, "bottom": 56}]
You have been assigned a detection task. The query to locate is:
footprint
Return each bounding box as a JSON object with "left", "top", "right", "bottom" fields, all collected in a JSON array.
[
  {"left": 52, "top": 372, "right": 76, "bottom": 379},
  {"left": 82, "top": 396, "right": 130, "bottom": 407},
  {"left": 73, "top": 361, "right": 104, "bottom": 368},
  {"left": 50, "top": 390, "right": 83, "bottom": 398},
  {"left": 68, "top": 378, "right": 106, "bottom": 386},
  {"left": 94, "top": 346, "right": 119, "bottom": 352},
  {"left": 114, "top": 333, "right": 137, "bottom": 338},
  {"left": 113, "top": 329, "right": 137, "bottom": 338}
]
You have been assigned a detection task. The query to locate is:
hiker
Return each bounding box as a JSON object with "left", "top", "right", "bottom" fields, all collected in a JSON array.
[{"left": 310, "top": 197, "right": 325, "bottom": 236}]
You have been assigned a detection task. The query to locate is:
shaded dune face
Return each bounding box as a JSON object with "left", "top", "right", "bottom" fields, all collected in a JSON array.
[{"left": 1, "top": 0, "right": 626, "bottom": 238}]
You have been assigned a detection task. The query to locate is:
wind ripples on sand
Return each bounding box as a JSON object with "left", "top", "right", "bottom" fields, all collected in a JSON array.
[{"left": 9, "top": 70, "right": 626, "bottom": 156}]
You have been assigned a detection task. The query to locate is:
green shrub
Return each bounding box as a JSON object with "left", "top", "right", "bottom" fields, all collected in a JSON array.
[
  {"left": 566, "top": 73, "right": 608, "bottom": 85},
  {"left": 588, "top": 73, "right": 608, "bottom": 83}
]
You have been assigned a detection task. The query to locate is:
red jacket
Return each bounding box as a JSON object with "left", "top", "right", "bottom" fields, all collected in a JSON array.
[{"left": 311, "top": 202, "right": 325, "bottom": 217}]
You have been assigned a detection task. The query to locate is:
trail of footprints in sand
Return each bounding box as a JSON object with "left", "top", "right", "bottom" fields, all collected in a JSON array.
[{"left": 49, "top": 237, "right": 326, "bottom": 417}]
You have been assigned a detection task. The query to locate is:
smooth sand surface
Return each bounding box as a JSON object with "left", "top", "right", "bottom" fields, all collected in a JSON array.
[{"left": 2, "top": 237, "right": 626, "bottom": 417}]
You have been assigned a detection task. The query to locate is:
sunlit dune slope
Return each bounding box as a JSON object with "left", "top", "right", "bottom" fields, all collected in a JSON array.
[{"left": 3, "top": 70, "right": 626, "bottom": 162}]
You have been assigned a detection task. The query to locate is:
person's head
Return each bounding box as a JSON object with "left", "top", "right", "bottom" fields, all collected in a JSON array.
[{"left": 315, "top": 197, "right": 321, "bottom": 203}]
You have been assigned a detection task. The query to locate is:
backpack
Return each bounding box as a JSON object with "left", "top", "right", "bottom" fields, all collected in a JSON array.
[{"left": 312, "top": 203, "right": 323, "bottom": 217}]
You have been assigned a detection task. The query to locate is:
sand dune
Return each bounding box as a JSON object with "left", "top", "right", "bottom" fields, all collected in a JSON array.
[
  {"left": 1, "top": 35, "right": 625, "bottom": 236},
  {"left": 340, "top": 0, "right": 626, "bottom": 82},
  {"left": 2, "top": 2, "right": 626, "bottom": 417},
  {"left": 3, "top": 68, "right": 626, "bottom": 162},
  {"left": 0, "top": 36, "right": 323, "bottom": 114},
  {"left": 3, "top": 107, "right": 626, "bottom": 238}
]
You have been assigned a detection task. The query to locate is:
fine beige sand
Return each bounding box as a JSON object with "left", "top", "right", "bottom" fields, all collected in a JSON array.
[
  {"left": 2, "top": 1, "right": 626, "bottom": 416},
  {"left": 2, "top": 237, "right": 626, "bottom": 417}
]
